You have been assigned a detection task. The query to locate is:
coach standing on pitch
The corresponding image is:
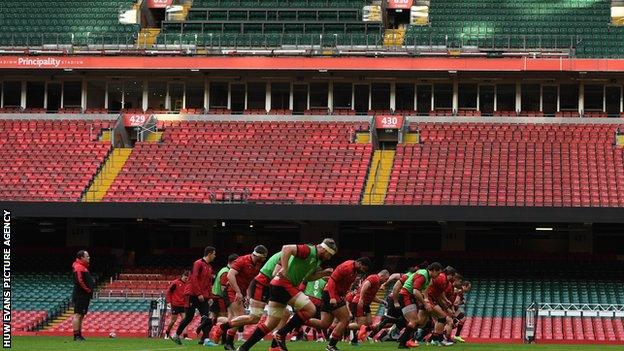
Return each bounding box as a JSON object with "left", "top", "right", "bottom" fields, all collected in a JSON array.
[{"left": 72, "top": 250, "right": 95, "bottom": 341}]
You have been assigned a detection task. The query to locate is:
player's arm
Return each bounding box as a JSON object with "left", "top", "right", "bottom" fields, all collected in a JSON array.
[
  {"left": 391, "top": 280, "right": 403, "bottom": 307},
  {"left": 166, "top": 282, "right": 176, "bottom": 303},
  {"left": 306, "top": 267, "right": 333, "bottom": 281},
  {"left": 358, "top": 280, "right": 371, "bottom": 306},
  {"left": 227, "top": 268, "right": 243, "bottom": 302},
  {"left": 412, "top": 275, "right": 428, "bottom": 307},
  {"left": 278, "top": 244, "right": 300, "bottom": 278},
  {"left": 189, "top": 260, "right": 204, "bottom": 300},
  {"left": 381, "top": 273, "right": 402, "bottom": 290},
  {"left": 271, "top": 262, "right": 282, "bottom": 278}
]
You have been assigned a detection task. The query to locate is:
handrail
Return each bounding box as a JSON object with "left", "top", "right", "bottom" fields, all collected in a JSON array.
[
  {"left": 368, "top": 145, "right": 384, "bottom": 205},
  {"left": 0, "top": 32, "right": 584, "bottom": 54}
]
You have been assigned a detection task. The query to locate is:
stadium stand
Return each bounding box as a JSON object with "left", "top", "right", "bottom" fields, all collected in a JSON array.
[
  {"left": 98, "top": 271, "right": 180, "bottom": 298},
  {"left": 44, "top": 299, "right": 151, "bottom": 336},
  {"left": 103, "top": 121, "right": 372, "bottom": 204},
  {"left": 0, "top": 0, "right": 139, "bottom": 46},
  {"left": 0, "top": 119, "right": 114, "bottom": 202},
  {"left": 386, "top": 122, "right": 624, "bottom": 207},
  {"left": 157, "top": 0, "right": 382, "bottom": 47},
  {"left": 404, "top": 0, "right": 624, "bottom": 57},
  {"left": 11, "top": 273, "right": 74, "bottom": 331}
]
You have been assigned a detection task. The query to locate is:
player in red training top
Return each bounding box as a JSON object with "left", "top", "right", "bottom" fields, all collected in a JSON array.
[
  {"left": 171, "top": 246, "right": 216, "bottom": 346},
  {"left": 451, "top": 280, "right": 471, "bottom": 343},
  {"left": 164, "top": 271, "right": 189, "bottom": 339},
  {"left": 220, "top": 245, "right": 268, "bottom": 350},
  {"left": 348, "top": 270, "right": 401, "bottom": 343},
  {"left": 424, "top": 266, "right": 457, "bottom": 346},
  {"left": 306, "top": 257, "right": 371, "bottom": 351}
]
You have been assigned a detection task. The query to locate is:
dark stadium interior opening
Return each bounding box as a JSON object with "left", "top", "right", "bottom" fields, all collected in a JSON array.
[{"left": 12, "top": 218, "right": 624, "bottom": 271}]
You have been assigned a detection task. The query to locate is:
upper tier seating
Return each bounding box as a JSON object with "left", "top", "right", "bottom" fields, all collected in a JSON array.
[
  {"left": 0, "top": 0, "right": 139, "bottom": 46},
  {"left": 405, "top": 0, "right": 624, "bottom": 58},
  {"left": 103, "top": 121, "right": 371, "bottom": 204},
  {"left": 158, "top": 0, "right": 381, "bottom": 47},
  {"left": 0, "top": 119, "right": 113, "bottom": 201},
  {"left": 387, "top": 123, "right": 624, "bottom": 207}
]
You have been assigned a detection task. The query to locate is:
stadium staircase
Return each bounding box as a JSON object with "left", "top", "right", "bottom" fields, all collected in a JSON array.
[
  {"left": 370, "top": 287, "right": 388, "bottom": 316},
  {"left": 361, "top": 150, "right": 395, "bottom": 205},
  {"left": 137, "top": 28, "right": 161, "bottom": 47},
  {"left": 83, "top": 148, "right": 133, "bottom": 202},
  {"left": 383, "top": 28, "right": 405, "bottom": 47}
]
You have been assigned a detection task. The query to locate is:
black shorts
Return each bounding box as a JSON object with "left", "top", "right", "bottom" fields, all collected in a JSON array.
[
  {"left": 321, "top": 290, "right": 346, "bottom": 313},
  {"left": 349, "top": 302, "right": 371, "bottom": 318},
  {"left": 385, "top": 296, "right": 402, "bottom": 318},
  {"left": 171, "top": 305, "right": 186, "bottom": 315},
  {"left": 73, "top": 297, "right": 91, "bottom": 315},
  {"left": 269, "top": 284, "right": 297, "bottom": 305},
  {"left": 210, "top": 297, "right": 227, "bottom": 315}
]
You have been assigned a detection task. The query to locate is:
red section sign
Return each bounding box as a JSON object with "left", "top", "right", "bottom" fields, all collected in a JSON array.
[
  {"left": 147, "top": 0, "right": 173, "bottom": 8},
  {"left": 375, "top": 115, "right": 404, "bottom": 129},
  {"left": 123, "top": 114, "right": 149, "bottom": 127},
  {"left": 387, "top": 0, "right": 413, "bottom": 9}
]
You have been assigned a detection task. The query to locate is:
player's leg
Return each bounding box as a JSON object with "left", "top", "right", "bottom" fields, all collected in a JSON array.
[
  {"left": 326, "top": 304, "right": 350, "bottom": 351},
  {"left": 72, "top": 297, "right": 89, "bottom": 341},
  {"left": 429, "top": 305, "right": 453, "bottom": 345},
  {"left": 194, "top": 299, "right": 213, "bottom": 345},
  {"left": 274, "top": 292, "right": 317, "bottom": 344},
  {"left": 223, "top": 291, "right": 246, "bottom": 349},
  {"left": 172, "top": 297, "right": 198, "bottom": 344},
  {"left": 164, "top": 309, "right": 179, "bottom": 338},
  {"left": 237, "top": 300, "right": 286, "bottom": 351}
]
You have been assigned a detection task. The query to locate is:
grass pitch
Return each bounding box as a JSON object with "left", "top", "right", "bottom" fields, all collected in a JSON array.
[{"left": 10, "top": 337, "right": 624, "bottom": 351}]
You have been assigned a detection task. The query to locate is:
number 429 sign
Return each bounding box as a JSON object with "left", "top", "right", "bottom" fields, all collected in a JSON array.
[
  {"left": 374, "top": 115, "right": 404, "bottom": 129},
  {"left": 123, "top": 114, "right": 148, "bottom": 127}
]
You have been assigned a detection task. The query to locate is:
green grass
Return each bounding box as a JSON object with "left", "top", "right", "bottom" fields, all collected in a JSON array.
[{"left": 9, "top": 337, "right": 624, "bottom": 351}]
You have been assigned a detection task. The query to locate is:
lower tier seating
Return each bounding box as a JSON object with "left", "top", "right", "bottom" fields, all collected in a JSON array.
[{"left": 12, "top": 273, "right": 74, "bottom": 331}]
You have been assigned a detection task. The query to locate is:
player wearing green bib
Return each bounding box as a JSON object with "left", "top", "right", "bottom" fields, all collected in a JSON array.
[
  {"left": 236, "top": 238, "right": 337, "bottom": 351},
  {"left": 302, "top": 277, "right": 329, "bottom": 341},
  {"left": 211, "top": 254, "right": 239, "bottom": 323},
  {"left": 396, "top": 262, "right": 443, "bottom": 349}
]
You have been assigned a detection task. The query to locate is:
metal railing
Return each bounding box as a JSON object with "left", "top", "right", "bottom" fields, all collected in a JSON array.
[{"left": 0, "top": 32, "right": 583, "bottom": 55}]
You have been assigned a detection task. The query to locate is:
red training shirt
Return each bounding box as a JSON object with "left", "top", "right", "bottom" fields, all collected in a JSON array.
[
  {"left": 228, "top": 254, "right": 262, "bottom": 293},
  {"left": 184, "top": 258, "right": 213, "bottom": 298},
  {"left": 325, "top": 260, "right": 358, "bottom": 300},
  {"left": 166, "top": 278, "right": 188, "bottom": 307},
  {"left": 352, "top": 274, "right": 382, "bottom": 305}
]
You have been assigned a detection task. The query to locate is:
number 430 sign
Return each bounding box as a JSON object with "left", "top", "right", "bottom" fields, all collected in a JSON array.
[{"left": 374, "top": 115, "right": 404, "bottom": 129}]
